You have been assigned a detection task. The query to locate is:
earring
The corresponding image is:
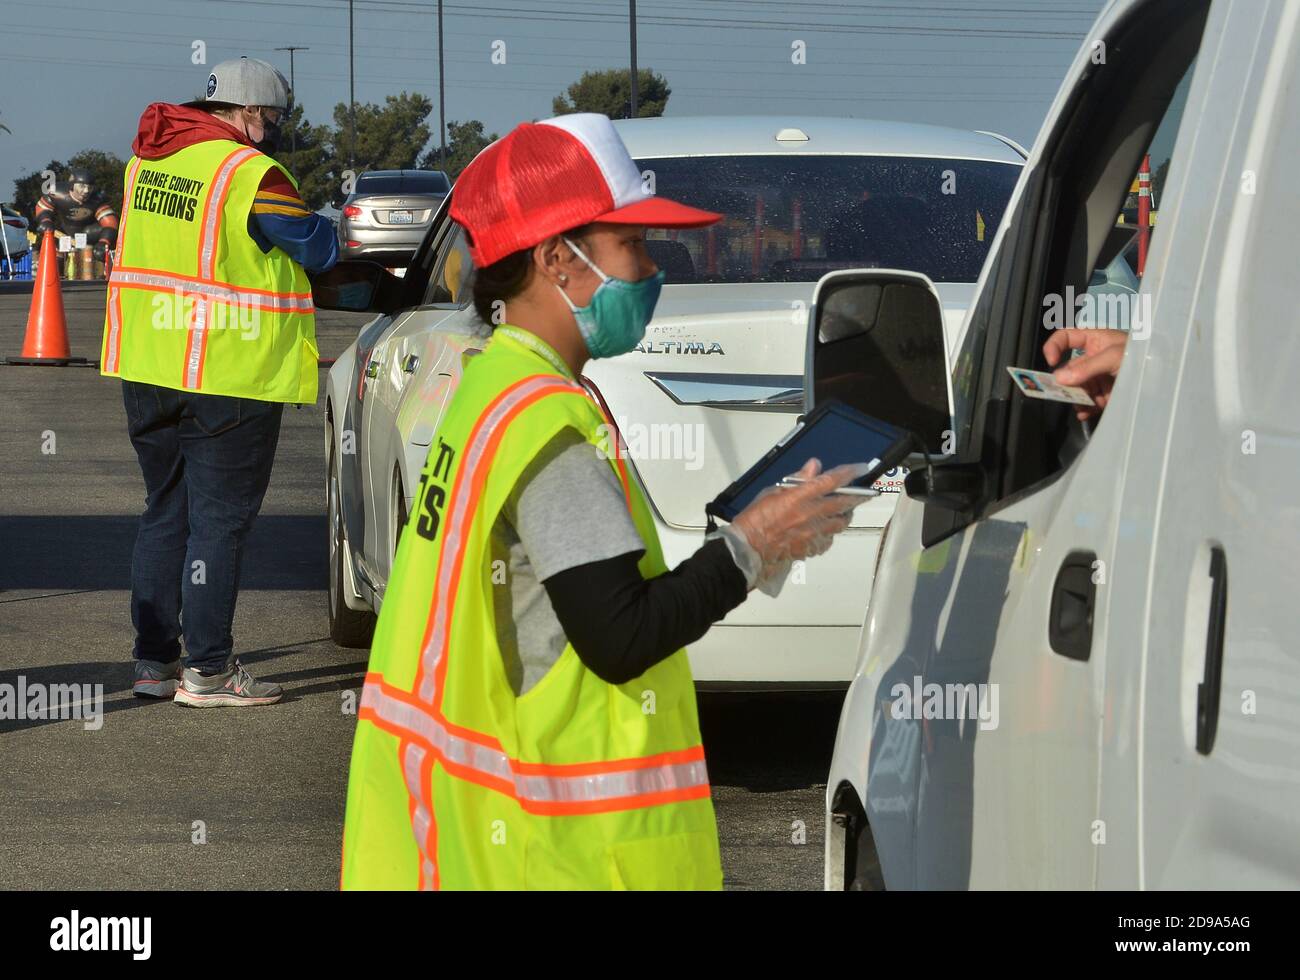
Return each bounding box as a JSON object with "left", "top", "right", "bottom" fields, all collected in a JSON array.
[{"left": 558, "top": 274, "right": 568, "bottom": 284}]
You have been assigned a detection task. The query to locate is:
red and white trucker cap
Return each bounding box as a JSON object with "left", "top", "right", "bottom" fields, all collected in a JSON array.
[{"left": 450, "top": 113, "right": 721, "bottom": 267}]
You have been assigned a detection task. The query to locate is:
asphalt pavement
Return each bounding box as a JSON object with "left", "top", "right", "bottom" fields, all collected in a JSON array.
[{"left": 0, "top": 284, "right": 844, "bottom": 890}]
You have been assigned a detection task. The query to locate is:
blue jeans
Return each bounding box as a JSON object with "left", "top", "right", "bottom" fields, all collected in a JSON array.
[{"left": 121, "top": 380, "right": 284, "bottom": 673}]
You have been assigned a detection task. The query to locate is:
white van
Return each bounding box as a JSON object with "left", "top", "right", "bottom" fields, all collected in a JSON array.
[{"left": 819, "top": 0, "right": 1300, "bottom": 889}]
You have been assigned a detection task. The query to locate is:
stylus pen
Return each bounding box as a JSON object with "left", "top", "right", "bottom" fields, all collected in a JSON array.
[{"left": 777, "top": 477, "right": 880, "bottom": 496}]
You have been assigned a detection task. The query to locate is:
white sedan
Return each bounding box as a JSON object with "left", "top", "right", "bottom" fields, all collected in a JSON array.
[{"left": 320, "top": 115, "right": 1025, "bottom": 686}]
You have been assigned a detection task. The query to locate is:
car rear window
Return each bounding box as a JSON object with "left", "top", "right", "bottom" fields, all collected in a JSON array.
[
  {"left": 355, "top": 171, "right": 451, "bottom": 196},
  {"left": 634, "top": 154, "right": 1021, "bottom": 284}
]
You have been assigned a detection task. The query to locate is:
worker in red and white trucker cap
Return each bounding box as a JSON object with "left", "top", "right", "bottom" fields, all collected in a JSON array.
[{"left": 341, "top": 113, "right": 869, "bottom": 890}]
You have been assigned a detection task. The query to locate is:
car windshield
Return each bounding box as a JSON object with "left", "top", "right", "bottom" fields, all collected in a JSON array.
[
  {"left": 634, "top": 154, "right": 1020, "bottom": 284},
  {"left": 356, "top": 172, "right": 451, "bottom": 196}
]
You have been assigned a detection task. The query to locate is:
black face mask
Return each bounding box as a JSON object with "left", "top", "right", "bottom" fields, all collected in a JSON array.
[
  {"left": 243, "top": 110, "right": 282, "bottom": 155},
  {"left": 254, "top": 119, "right": 282, "bottom": 155}
]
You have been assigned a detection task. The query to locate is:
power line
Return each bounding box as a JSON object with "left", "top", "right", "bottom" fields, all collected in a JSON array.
[
  {"left": 42, "top": 0, "right": 1094, "bottom": 40},
  {"left": 7, "top": 11, "right": 1085, "bottom": 57},
  {"left": 0, "top": 32, "right": 1071, "bottom": 90},
  {"left": 1, "top": 50, "right": 1059, "bottom": 105},
  {"left": 203, "top": 0, "right": 1098, "bottom": 20}
]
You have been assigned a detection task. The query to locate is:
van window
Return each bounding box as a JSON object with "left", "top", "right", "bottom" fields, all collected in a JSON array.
[
  {"left": 963, "top": 0, "right": 1211, "bottom": 509},
  {"left": 1078, "top": 66, "right": 1192, "bottom": 328}
]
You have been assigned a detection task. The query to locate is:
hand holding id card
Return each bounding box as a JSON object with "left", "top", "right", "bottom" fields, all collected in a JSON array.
[{"left": 1006, "top": 366, "right": 1096, "bottom": 406}]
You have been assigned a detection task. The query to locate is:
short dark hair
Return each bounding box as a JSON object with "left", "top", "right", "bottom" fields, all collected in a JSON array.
[
  {"left": 468, "top": 223, "right": 596, "bottom": 329},
  {"left": 470, "top": 247, "right": 531, "bottom": 329}
]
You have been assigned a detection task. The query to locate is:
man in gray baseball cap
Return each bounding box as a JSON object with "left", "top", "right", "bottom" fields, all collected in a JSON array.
[
  {"left": 110, "top": 57, "right": 338, "bottom": 707},
  {"left": 182, "top": 57, "right": 292, "bottom": 155}
]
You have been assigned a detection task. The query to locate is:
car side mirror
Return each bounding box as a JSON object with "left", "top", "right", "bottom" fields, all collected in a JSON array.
[
  {"left": 310, "top": 260, "right": 405, "bottom": 314},
  {"left": 804, "top": 269, "right": 954, "bottom": 457}
]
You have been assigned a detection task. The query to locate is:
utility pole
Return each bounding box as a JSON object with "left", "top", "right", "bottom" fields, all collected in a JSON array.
[
  {"left": 275, "top": 45, "right": 309, "bottom": 155},
  {"left": 348, "top": 0, "right": 356, "bottom": 169},
  {"left": 629, "top": 0, "right": 638, "bottom": 118},
  {"left": 438, "top": 0, "right": 446, "bottom": 168}
]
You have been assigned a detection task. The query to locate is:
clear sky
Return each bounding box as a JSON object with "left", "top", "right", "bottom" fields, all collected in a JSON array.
[{"left": 0, "top": 0, "right": 1108, "bottom": 200}]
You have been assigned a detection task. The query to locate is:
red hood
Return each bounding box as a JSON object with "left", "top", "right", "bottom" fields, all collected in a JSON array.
[{"left": 132, "top": 102, "right": 252, "bottom": 159}]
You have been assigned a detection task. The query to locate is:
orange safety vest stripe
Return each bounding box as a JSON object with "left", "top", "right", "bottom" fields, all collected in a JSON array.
[
  {"left": 103, "top": 156, "right": 145, "bottom": 374},
  {"left": 113, "top": 264, "right": 313, "bottom": 299},
  {"left": 414, "top": 376, "right": 584, "bottom": 710},
  {"left": 111, "top": 269, "right": 314, "bottom": 312},
  {"left": 362, "top": 670, "right": 710, "bottom": 781},
  {"left": 186, "top": 147, "right": 261, "bottom": 390},
  {"left": 359, "top": 677, "right": 711, "bottom": 813}
]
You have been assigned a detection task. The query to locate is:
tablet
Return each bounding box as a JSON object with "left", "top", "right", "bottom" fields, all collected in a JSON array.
[{"left": 706, "top": 399, "right": 917, "bottom": 524}]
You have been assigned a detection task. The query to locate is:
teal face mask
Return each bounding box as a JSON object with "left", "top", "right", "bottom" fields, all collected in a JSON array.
[{"left": 556, "top": 236, "right": 664, "bottom": 359}]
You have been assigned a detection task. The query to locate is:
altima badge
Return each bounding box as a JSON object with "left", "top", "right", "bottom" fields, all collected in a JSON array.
[{"left": 633, "top": 340, "right": 725, "bottom": 355}]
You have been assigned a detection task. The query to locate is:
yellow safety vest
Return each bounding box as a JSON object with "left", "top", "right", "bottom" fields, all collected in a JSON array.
[
  {"left": 100, "top": 139, "right": 318, "bottom": 403},
  {"left": 341, "top": 326, "right": 723, "bottom": 890}
]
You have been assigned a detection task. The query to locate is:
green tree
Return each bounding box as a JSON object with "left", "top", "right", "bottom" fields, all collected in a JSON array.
[
  {"left": 272, "top": 104, "right": 335, "bottom": 211},
  {"left": 11, "top": 149, "right": 127, "bottom": 224},
  {"left": 552, "top": 69, "right": 670, "bottom": 119},
  {"left": 419, "top": 119, "right": 498, "bottom": 178},
  {"left": 332, "top": 92, "right": 433, "bottom": 178}
]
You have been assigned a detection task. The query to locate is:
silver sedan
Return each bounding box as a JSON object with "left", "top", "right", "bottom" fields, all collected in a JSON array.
[{"left": 338, "top": 170, "right": 451, "bottom": 266}]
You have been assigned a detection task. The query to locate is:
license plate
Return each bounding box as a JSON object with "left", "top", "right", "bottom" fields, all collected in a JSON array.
[{"left": 388, "top": 210, "right": 413, "bottom": 224}]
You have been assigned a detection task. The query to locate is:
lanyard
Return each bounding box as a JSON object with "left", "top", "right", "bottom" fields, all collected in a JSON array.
[{"left": 494, "top": 325, "right": 574, "bottom": 380}]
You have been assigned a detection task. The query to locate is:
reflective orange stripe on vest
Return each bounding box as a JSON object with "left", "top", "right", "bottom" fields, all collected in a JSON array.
[
  {"left": 185, "top": 146, "right": 260, "bottom": 390},
  {"left": 418, "top": 375, "right": 580, "bottom": 706},
  {"left": 361, "top": 674, "right": 711, "bottom": 812},
  {"left": 111, "top": 268, "right": 314, "bottom": 312},
  {"left": 360, "top": 374, "right": 711, "bottom": 890},
  {"left": 104, "top": 156, "right": 145, "bottom": 376}
]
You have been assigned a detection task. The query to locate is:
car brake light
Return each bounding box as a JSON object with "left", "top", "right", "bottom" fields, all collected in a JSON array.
[
  {"left": 346, "top": 240, "right": 361, "bottom": 248},
  {"left": 3, "top": 218, "right": 24, "bottom": 228},
  {"left": 342, "top": 205, "right": 362, "bottom": 218}
]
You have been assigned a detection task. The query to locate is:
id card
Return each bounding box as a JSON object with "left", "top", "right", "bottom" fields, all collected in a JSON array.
[{"left": 1006, "top": 366, "right": 1095, "bottom": 406}]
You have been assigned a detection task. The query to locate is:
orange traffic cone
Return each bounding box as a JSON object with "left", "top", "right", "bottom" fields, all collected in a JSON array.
[{"left": 7, "top": 231, "right": 80, "bottom": 366}]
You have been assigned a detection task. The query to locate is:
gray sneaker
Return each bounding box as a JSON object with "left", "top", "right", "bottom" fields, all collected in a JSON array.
[
  {"left": 174, "top": 658, "right": 283, "bottom": 708},
  {"left": 133, "top": 658, "right": 183, "bottom": 699}
]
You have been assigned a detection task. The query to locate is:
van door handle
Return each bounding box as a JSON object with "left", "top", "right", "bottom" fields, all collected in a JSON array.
[
  {"left": 1049, "top": 550, "right": 1097, "bottom": 661},
  {"left": 1196, "top": 546, "right": 1228, "bottom": 755}
]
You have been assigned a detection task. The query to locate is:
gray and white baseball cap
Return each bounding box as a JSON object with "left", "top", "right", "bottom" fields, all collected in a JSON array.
[{"left": 183, "top": 57, "right": 290, "bottom": 110}]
